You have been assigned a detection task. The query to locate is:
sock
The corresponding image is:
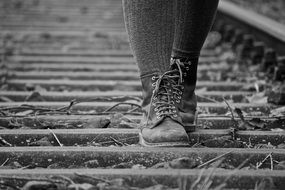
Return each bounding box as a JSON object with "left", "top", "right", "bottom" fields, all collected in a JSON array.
[
  {"left": 122, "top": 0, "right": 176, "bottom": 77},
  {"left": 172, "top": 0, "right": 219, "bottom": 61}
]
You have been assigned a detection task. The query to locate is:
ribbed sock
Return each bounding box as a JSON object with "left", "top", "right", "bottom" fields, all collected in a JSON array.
[
  {"left": 172, "top": 0, "right": 219, "bottom": 86},
  {"left": 172, "top": 0, "right": 219, "bottom": 61},
  {"left": 122, "top": 0, "right": 175, "bottom": 77}
]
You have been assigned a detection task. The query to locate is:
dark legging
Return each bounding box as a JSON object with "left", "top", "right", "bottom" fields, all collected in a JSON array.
[{"left": 122, "top": 0, "right": 219, "bottom": 77}]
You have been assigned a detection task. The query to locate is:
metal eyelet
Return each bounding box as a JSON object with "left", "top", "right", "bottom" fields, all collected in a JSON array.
[
  {"left": 178, "top": 96, "right": 181, "bottom": 99},
  {"left": 179, "top": 91, "right": 182, "bottom": 95},
  {"left": 173, "top": 114, "right": 177, "bottom": 117},
  {"left": 173, "top": 110, "right": 177, "bottom": 113},
  {"left": 157, "top": 115, "right": 161, "bottom": 119},
  {"left": 176, "top": 99, "right": 180, "bottom": 103},
  {"left": 152, "top": 82, "right": 156, "bottom": 86},
  {"left": 151, "top": 76, "right": 156, "bottom": 81},
  {"left": 154, "top": 107, "right": 158, "bottom": 111}
]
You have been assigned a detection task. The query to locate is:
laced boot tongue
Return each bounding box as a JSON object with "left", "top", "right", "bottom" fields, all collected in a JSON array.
[
  {"left": 151, "top": 75, "right": 175, "bottom": 118},
  {"left": 157, "top": 79, "right": 171, "bottom": 102}
]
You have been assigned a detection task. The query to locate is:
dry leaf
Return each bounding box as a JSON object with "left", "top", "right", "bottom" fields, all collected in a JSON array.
[
  {"left": 15, "top": 110, "right": 34, "bottom": 116},
  {"left": 108, "top": 113, "right": 137, "bottom": 128},
  {"left": 246, "top": 92, "right": 268, "bottom": 104},
  {"left": 84, "top": 159, "right": 99, "bottom": 168},
  {"left": 68, "top": 183, "right": 96, "bottom": 190},
  {"left": 169, "top": 157, "right": 200, "bottom": 169},
  {"left": 22, "top": 181, "right": 57, "bottom": 190},
  {"left": 83, "top": 117, "right": 110, "bottom": 128},
  {"left": 235, "top": 108, "right": 267, "bottom": 130},
  {"left": 29, "top": 137, "right": 52, "bottom": 146},
  {"left": 271, "top": 128, "right": 284, "bottom": 132}
]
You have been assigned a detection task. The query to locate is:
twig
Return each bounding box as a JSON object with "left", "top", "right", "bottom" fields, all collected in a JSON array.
[
  {"left": 91, "top": 135, "right": 138, "bottom": 146},
  {"left": 121, "top": 115, "right": 137, "bottom": 123},
  {"left": 0, "top": 105, "right": 53, "bottom": 112},
  {"left": 81, "top": 96, "right": 141, "bottom": 103},
  {"left": 256, "top": 152, "right": 272, "bottom": 169},
  {"left": 109, "top": 136, "right": 126, "bottom": 146},
  {"left": 0, "top": 158, "right": 9, "bottom": 167},
  {"left": 56, "top": 99, "right": 78, "bottom": 112},
  {"left": 54, "top": 175, "right": 75, "bottom": 185},
  {"left": 198, "top": 159, "right": 224, "bottom": 190},
  {"left": 214, "top": 155, "right": 253, "bottom": 189},
  {"left": 270, "top": 153, "right": 274, "bottom": 170},
  {"left": 191, "top": 142, "right": 202, "bottom": 148},
  {"left": 0, "top": 136, "right": 12, "bottom": 147},
  {"left": 127, "top": 106, "right": 140, "bottom": 113},
  {"left": 103, "top": 102, "right": 141, "bottom": 113},
  {"left": 196, "top": 94, "right": 220, "bottom": 103},
  {"left": 17, "top": 165, "right": 31, "bottom": 170},
  {"left": 226, "top": 155, "right": 252, "bottom": 177},
  {"left": 48, "top": 128, "right": 63, "bottom": 147},
  {"left": 190, "top": 168, "right": 206, "bottom": 189},
  {"left": 223, "top": 98, "right": 236, "bottom": 123},
  {"left": 197, "top": 150, "right": 233, "bottom": 169}
]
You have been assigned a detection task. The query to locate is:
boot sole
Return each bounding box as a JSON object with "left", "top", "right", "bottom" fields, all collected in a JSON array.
[{"left": 139, "top": 133, "right": 190, "bottom": 147}]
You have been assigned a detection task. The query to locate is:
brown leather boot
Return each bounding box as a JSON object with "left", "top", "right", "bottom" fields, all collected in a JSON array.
[
  {"left": 170, "top": 57, "right": 197, "bottom": 132},
  {"left": 139, "top": 71, "right": 190, "bottom": 147}
]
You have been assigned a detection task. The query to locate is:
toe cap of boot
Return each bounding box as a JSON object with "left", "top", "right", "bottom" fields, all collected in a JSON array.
[{"left": 141, "top": 118, "right": 189, "bottom": 146}]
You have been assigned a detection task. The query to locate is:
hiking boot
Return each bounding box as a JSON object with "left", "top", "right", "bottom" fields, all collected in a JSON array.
[
  {"left": 170, "top": 57, "right": 197, "bottom": 132},
  {"left": 139, "top": 71, "right": 190, "bottom": 147}
]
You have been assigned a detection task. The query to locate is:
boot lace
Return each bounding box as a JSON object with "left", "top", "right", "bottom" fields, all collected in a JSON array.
[{"left": 146, "top": 61, "right": 185, "bottom": 125}]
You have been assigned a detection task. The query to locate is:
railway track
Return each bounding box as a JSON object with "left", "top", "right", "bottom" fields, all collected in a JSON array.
[{"left": 0, "top": 0, "right": 285, "bottom": 189}]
